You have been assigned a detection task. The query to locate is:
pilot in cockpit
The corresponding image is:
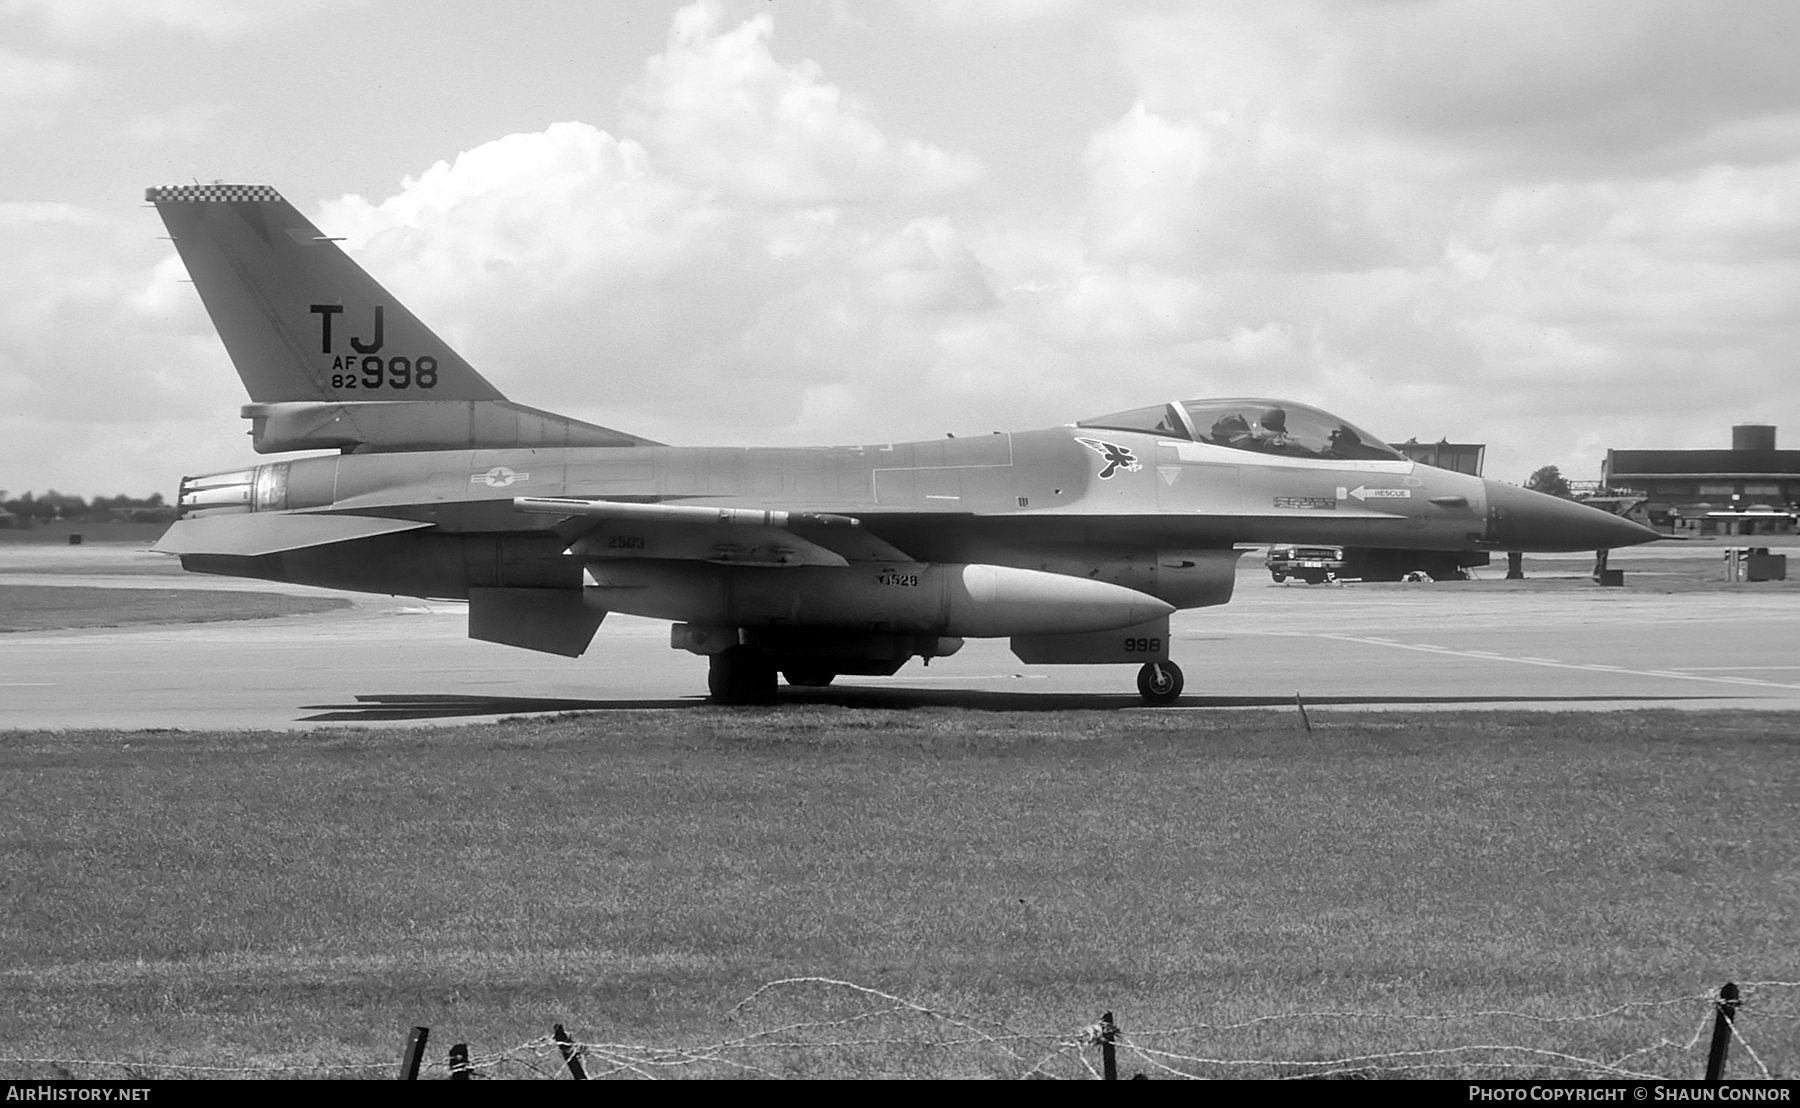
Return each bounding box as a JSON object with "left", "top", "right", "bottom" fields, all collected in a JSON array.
[
  {"left": 1210, "top": 412, "right": 1252, "bottom": 448},
  {"left": 1251, "top": 406, "right": 1291, "bottom": 449},
  {"left": 1327, "top": 425, "right": 1363, "bottom": 457}
]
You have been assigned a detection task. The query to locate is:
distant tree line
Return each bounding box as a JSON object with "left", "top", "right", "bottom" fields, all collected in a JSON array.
[
  {"left": 0, "top": 489, "right": 176, "bottom": 525},
  {"left": 1526, "top": 465, "right": 1575, "bottom": 499}
]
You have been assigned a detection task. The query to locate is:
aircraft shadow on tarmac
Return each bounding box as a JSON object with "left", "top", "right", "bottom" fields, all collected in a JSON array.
[{"left": 298, "top": 689, "right": 1728, "bottom": 722}]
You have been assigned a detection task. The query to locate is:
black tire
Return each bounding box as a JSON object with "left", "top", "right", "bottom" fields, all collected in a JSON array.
[
  {"left": 782, "top": 667, "right": 837, "bottom": 688},
  {"left": 708, "top": 646, "right": 777, "bottom": 704},
  {"left": 1270, "top": 572, "right": 1286, "bottom": 583},
  {"left": 1136, "top": 660, "right": 1184, "bottom": 706}
]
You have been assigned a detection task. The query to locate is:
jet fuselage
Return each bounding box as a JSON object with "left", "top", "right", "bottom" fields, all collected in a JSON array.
[{"left": 146, "top": 182, "right": 1662, "bottom": 704}]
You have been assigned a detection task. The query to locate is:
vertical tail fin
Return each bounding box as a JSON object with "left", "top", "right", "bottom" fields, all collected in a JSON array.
[
  {"left": 149, "top": 183, "right": 503, "bottom": 403},
  {"left": 149, "top": 184, "right": 653, "bottom": 452}
]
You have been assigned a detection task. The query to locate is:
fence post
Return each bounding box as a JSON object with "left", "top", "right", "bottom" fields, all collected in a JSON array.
[
  {"left": 449, "top": 1042, "right": 472, "bottom": 1081},
  {"left": 398, "top": 1026, "right": 429, "bottom": 1080},
  {"left": 553, "top": 1023, "right": 588, "bottom": 1080},
  {"left": 1704, "top": 982, "right": 1740, "bottom": 1082},
  {"left": 1101, "top": 1011, "right": 1118, "bottom": 1080}
]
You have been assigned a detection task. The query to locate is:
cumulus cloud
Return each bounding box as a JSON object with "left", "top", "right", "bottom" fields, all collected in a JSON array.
[
  {"left": 323, "top": 124, "right": 720, "bottom": 307},
  {"left": 314, "top": 123, "right": 819, "bottom": 432},
  {"left": 1082, "top": 101, "right": 1404, "bottom": 273},
  {"left": 282, "top": 0, "right": 1800, "bottom": 481},
  {"left": 9, "top": 0, "right": 1800, "bottom": 498},
  {"left": 291, "top": 6, "right": 1003, "bottom": 445},
  {"left": 1051, "top": 0, "right": 1800, "bottom": 479},
  {"left": 622, "top": 0, "right": 982, "bottom": 204},
  {"left": 0, "top": 1, "right": 1013, "bottom": 497},
  {"left": 854, "top": 219, "right": 999, "bottom": 313}
]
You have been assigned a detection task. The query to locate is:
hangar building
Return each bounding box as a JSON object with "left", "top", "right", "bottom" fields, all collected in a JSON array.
[
  {"left": 1603, "top": 425, "right": 1800, "bottom": 535},
  {"left": 1392, "top": 438, "right": 1487, "bottom": 476}
]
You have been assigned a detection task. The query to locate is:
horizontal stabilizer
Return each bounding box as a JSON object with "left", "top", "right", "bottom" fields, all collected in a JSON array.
[{"left": 153, "top": 513, "right": 432, "bottom": 557}]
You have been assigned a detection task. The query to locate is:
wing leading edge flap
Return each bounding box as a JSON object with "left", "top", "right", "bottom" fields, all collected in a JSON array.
[{"left": 153, "top": 513, "right": 433, "bottom": 557}]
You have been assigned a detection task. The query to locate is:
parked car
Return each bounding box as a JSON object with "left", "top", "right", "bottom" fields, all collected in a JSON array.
[
  {"left": 1265, "top": 545, "right": 1347, "bottom": 584},
  {"left": 1265, "top": 545, "right": 1490, "bottom": 584}
]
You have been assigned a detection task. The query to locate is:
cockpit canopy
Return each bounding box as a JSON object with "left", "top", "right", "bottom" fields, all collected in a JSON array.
[{"left": 1075, "top": 398, "right": 1406, "bottom": 463}]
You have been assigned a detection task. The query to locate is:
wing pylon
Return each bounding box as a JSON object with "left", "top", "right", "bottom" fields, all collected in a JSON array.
[{"left": 516, "top": 497, "right": 916, "bottom": 566}]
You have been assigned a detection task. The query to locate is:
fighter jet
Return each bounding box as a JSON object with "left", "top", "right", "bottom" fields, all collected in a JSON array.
[{"left": 146, "top": 184, "right": 1660, "bottom": 705}]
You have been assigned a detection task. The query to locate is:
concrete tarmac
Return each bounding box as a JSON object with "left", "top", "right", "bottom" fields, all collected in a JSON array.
[{"left": 2, "top": 542, "right": 1796, "bottom": 729}]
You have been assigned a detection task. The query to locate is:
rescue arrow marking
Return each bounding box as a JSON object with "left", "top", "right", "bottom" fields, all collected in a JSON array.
[{"left": 1338, "top": 484, "right": 1411, "bottom": 502}]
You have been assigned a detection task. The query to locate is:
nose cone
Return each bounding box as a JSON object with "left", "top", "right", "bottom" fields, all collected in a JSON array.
[{"left": 1483, "top": 481, "right": 1662, "bottom": 551}]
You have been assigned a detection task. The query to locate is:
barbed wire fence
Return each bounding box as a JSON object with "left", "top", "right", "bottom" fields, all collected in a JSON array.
[{"left": 4, "top": 978, "right": 1794, "bottom": 1080}]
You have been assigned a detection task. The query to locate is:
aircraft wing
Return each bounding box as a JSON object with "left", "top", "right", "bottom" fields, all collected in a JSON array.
[
  {"left": 154, "top": 512, "right": 434, "bottom": 557},
  {"left": 513, "top": 497, "right": 916, "bottom": 566},
  {"left": 513, "top": 496, "right": 1419, "bottom": 568}
]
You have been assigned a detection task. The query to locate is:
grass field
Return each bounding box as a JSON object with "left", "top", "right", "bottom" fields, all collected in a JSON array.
[
  {"left": 2, "top": 709, "right": 1795, "bottom": 1079},
  {"left": 0, "top": 586, "right": 352, "bottom": 633},
  {"left": 0, "top": 521, "right": 167, "bottom": 547}
]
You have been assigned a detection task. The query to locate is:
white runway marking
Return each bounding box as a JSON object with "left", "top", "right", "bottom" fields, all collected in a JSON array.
[{"left": 1303, "top": 633, "right": 1800, "bottom": 692}]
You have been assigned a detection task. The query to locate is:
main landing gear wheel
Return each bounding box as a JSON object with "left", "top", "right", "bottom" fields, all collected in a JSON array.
[
  {"left": 1136, "top": 660, "right": 1184, "bottom": 706},
  {"left": 708, "top": 646, "right": 778, "bottom": 705},
  {"left": 782, "top": 667, "right": 838, "bottom": 688}
]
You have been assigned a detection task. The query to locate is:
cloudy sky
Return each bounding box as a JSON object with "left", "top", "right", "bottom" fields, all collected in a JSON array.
[{"left": 3, "top": 0, "right": 1797, "bottom": 499}]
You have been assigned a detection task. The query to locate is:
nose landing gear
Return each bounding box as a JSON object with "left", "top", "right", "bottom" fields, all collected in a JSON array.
[{"left": 1136, "top": 660, "right": 1184, "bottom": 705}]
